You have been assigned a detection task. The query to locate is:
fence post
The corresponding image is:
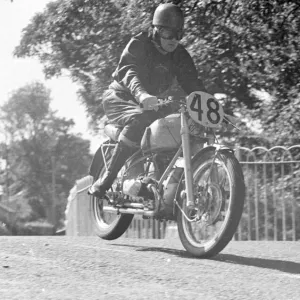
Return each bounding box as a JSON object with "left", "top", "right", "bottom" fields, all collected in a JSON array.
[
  {"left": 235, "top": 145, "right": 242, "bottom": 240},
  {"left": 263, "top": 153, "right": 269, "bottom": 240},
  {"left": 137, "top": 219, "right": 141, "bottom": 239}
]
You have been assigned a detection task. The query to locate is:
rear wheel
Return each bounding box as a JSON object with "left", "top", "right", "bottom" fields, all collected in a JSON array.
[
  {"left": 91, "top": 145, "right": 133, "bottom": 240},
  {"left": 91, "top": 148, "right": 161, "bottom": 240},
  {"left": 177, "top": 149, "right": 245, "bottom": 258}
]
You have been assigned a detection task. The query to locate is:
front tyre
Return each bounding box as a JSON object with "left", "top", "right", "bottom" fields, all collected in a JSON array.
[{"left": 177, "top": 149, "right": 245, "bottom": 258}]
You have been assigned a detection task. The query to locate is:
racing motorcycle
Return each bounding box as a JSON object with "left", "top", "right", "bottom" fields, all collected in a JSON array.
[{"left": 88, "top": 91, "right": 245, "bottom": 258}]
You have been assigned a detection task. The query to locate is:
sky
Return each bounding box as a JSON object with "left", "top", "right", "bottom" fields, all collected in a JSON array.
[{"left": 0, "top": 0, "right": 102, "bottom": 153}]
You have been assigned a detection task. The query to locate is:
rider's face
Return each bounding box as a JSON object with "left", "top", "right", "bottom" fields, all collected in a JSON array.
[
  {"left": 156, "top": 26, "right": 183, "bottom": 40},
  {"left": 160, "top": 37, "right": 179, "bottom": 52},
  {"left": 155, "top": 26, "right": 182, "bottom": 52}
]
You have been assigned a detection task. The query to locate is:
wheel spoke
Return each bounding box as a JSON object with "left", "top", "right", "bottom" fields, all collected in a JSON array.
[
  {"left": 92, "top": 151, "right": 161, "bottom": 234},
  {"left": 182, "top": 159, "right": 232, "bottom": 247},
  {"left": 177, "top": 150, "right": 245, "bottom": 257}
]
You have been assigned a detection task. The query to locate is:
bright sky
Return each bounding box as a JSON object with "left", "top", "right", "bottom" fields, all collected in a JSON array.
[{"left": 0, "top": 0, "right": 102, "bottom": 153}]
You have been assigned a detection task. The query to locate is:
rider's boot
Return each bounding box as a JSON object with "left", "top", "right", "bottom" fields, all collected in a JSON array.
[{"left": 88, "top": 141, "right": 133, "bottom": 198}]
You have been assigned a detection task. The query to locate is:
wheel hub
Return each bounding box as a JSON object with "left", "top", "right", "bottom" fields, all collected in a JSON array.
[{"left": 196, "top": 182, "right": 223, "bottom": 225}]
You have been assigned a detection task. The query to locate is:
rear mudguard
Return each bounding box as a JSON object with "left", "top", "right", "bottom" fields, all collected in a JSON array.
[
  {"left": 173, "top": 145, "right": 235, "bottom": 218},
  {"left": 88, "top": 139, "right": 113, "bottom": 179},
  {"left": 88, "top": 139, "right": 143, "bottom": 180}
]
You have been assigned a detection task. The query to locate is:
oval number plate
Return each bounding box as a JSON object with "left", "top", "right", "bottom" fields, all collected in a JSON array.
[{"left": 187, "top": 91, "right": 224, "bottom": 128}]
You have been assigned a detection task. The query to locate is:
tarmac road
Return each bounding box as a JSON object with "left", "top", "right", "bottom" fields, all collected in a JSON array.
[{"left": 0, "top": 236, "right": 299, "bottom": 300}]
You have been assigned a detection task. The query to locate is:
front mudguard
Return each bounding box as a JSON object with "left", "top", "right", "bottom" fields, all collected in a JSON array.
[{"left": 173, "top": 145, "right": 236, "bottom": 218}]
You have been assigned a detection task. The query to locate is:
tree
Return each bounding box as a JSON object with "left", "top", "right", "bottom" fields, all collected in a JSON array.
[
  {"left": 0, "top": 82, "right": 92, "bottom": 228},
  {"left": 14, "top": 0, "right": 127, "bottom": 131},
  {"left": 14, "top": 0, "right": 300, "bottom": 146}
]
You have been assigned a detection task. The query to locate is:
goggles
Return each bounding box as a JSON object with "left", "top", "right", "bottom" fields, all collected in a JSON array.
[{"left": 155, "top": 26, "right": 183, "bottom": 41}]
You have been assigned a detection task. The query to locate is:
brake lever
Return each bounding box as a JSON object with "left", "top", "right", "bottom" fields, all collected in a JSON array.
[{"left": 223, "top": 114, "right": 241, "bottom": 131}]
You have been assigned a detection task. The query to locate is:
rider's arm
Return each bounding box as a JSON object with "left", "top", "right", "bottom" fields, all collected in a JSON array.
[
  {"left": 174, "top": 46, "right": 207, "bottom": 95},
  {"left": 113, "top": 35, "right": 149, "bottom": 102}
]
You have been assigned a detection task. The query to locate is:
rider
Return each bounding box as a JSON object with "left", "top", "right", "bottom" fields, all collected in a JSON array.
[{"left": 88, "top": 3, "right": 207, "bottom": 198}]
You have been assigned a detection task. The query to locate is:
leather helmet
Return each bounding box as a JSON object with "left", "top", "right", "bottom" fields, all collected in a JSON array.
[{"left": 152, "top": 3, "right": 184, "bottom": 30}]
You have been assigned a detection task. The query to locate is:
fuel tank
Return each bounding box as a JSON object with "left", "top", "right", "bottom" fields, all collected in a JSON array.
[{"left": 141, "top": 113, "right": 181, "bottom": 152}]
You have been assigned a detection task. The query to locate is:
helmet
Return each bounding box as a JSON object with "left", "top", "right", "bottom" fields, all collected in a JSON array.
[{"left": 152, "top": 3, "right": 184, "bottom": 30}]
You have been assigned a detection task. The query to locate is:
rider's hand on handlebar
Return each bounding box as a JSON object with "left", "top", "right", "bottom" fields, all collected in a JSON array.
[{"left": 138, "top": 93, "right": 159, "bottom": 111}]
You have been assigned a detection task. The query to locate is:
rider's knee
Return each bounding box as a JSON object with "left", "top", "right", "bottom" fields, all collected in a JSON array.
[
  {"left": 118, "top": 119, "right": 148, "bottom": 148},
  {"left": 118, "top": 132, "right": 140, "bottom": 148}
]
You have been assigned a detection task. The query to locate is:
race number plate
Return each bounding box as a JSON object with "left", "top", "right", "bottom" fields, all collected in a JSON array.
[{"left": 187, "top": 91, "right": 224, "bottom": 128}]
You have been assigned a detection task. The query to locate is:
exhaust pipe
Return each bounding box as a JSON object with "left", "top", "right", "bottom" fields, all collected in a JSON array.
[
  {"left": 103, "top": 186, "right": 161, "bottom": 218},
  {"left": 103, "top": 205, "right": 155, "bottom": 217}
]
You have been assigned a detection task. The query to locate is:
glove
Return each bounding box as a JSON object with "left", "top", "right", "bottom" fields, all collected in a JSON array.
[{"left": 138, "top": 93, "right": 159, "bottom": 111}]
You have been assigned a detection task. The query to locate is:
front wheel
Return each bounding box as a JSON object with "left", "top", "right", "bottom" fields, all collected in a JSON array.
[{"left": 177, "top": 149, "right": 245, "bottom": 258}]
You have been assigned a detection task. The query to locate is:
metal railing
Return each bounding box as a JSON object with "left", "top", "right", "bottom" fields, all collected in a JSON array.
[
  {"left": 235, "top": 145, "right": 300, "bottom": 241},
  {"left": 125, "top": 218, "right": 168, "bottom": 239},
  {"left": 65, "top": 146, "right": 300, "bottom": 241}
]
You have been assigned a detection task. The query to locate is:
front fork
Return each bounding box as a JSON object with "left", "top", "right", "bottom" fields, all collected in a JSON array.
[
  {"left": 180, "top": 111, "right": 219, "bottom": 209},
  {"left": 180, "top": 110, "right": 195, "bottom": 208}
]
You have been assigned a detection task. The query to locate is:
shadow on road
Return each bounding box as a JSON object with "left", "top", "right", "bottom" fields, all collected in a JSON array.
[
  {"left": 215, "top": 254, "right": 300, "bottom": 275},
  {"left": 111, "top": 243, "right": 300, "bottom": 275},
  {"left": 111, "top": 243, "right": 193, "bottom": 258}
]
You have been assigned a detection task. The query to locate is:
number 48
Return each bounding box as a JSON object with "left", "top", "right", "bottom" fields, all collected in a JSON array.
[{"left": 189, "top": 94, "right": 221, "bottom": 125}]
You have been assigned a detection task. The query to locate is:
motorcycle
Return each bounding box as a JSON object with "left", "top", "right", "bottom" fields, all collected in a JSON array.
[{"left": 88, "top": 91, "right": 245, "bottom": 258}]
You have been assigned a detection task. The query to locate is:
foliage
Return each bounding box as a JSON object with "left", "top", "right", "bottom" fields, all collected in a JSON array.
[
  {"left": 0, "top": 82, "right": 92, "bottom": 228},
  {"left": 0, "top": 222, "right": 11, "bottom": 236},
  {"left": 14, "top": 0, "right": 300, "bottom": 144},
  {"left": 180, "top": 0, "right": 300, "bottom": 147},
  {"left": 14, "top": 0, "right": 126, "bottom": 130}
]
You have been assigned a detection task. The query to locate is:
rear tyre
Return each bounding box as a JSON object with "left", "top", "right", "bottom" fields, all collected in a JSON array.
[
  {"left": 91, "top": 145, "right": 133, "bottom": 240},
  {"left": 177, "top": 149, "right": 245, "bottom": 258},
  {"left": 92, "top": 193, "right": 134, "bottom": 240}
]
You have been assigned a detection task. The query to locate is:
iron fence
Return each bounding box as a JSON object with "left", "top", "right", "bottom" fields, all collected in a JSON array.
[
  {"left": 65, "top": 146, "right": 300, "bottom": 241},
  {"left": 235, "top": 145, "right": 300, "bottom": 241}
]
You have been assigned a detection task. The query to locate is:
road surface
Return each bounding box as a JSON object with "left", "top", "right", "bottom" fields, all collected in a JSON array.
[{"left": 0, "top": 237, "right": 299, "bottom": 300}]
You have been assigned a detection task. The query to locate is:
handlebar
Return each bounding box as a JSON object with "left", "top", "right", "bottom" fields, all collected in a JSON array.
[{"left": 150, "top": 97, "right": 240, "bottom": 130}]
